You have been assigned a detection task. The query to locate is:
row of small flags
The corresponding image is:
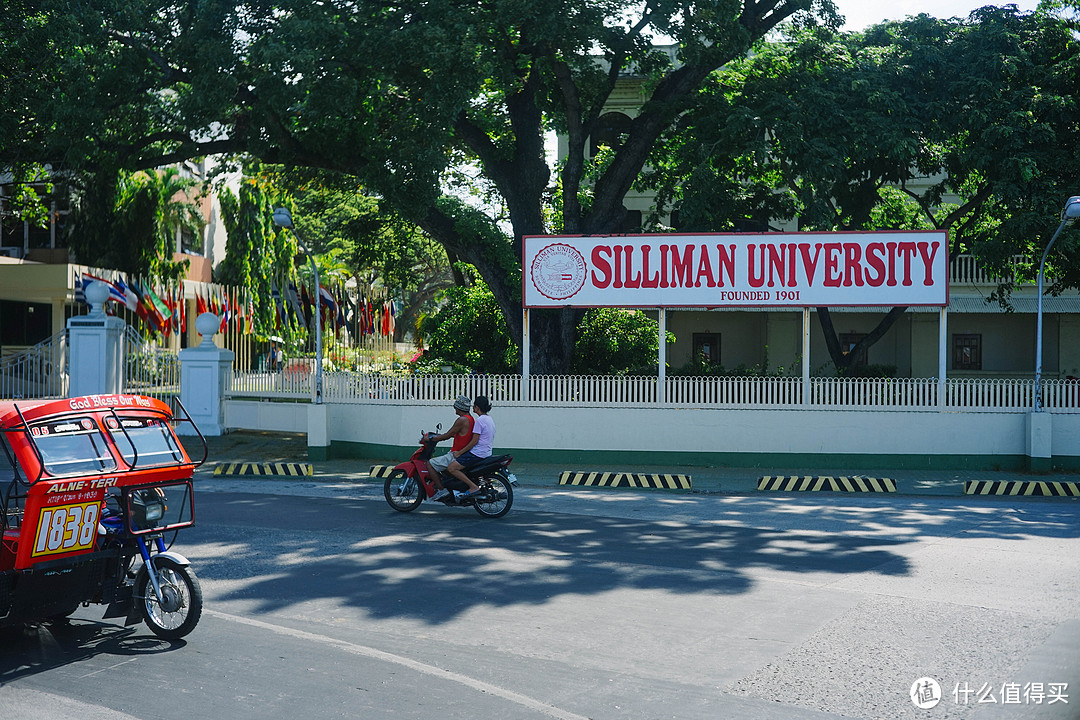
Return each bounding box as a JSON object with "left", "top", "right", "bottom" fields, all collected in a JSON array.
[
  {"left": 271, "top": 280, "right": 396, "bottom": 337},
  {"left": 75, "top": 272, "right": 253, "bottom": 338},
  {"left": 76, "top": 270, "right": 394, "bottom": 339},
  {"left": 75, "top": 272, "right": 185, "bottom": 337}
]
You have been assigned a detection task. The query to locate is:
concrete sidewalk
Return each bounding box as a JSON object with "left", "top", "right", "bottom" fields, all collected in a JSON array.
[{"left": 179, "top": 430, "right": 1080, "bottom": 498}]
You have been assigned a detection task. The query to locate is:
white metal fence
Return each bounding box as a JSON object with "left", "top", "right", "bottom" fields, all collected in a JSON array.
[
  {"left": 122, "top": 327, "right": 180, "bottom": 403},
  {"left": 228, "top": 371, "right": 1080, "bottom": 413},
  {"left": 0, "top": 331, "right": 68, "bottom": 399}
]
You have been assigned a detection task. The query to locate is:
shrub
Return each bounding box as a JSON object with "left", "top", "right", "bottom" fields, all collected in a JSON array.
[{"left": 572, "top": 308, "right": 673, "bottom": 375}]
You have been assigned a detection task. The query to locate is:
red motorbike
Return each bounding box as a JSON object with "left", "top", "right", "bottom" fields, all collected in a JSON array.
[{"left": 382, "top": 427, "right": 515, "bottom": 518}]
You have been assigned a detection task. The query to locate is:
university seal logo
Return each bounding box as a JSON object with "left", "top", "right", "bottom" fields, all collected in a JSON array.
[{"left": 530, "top": 243, "right": 587, "bottom": 301}]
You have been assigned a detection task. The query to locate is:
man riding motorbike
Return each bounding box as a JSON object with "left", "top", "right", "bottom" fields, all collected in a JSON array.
[
  {"left": 447, "top": 395, "right": 494, "bottom": 498},
  {"left": 427, "top": 395, "right": 474, "bottom": 501}
]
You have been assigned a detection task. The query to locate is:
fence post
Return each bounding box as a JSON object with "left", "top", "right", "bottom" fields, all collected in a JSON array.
[
  {"left": 177, "top": 312, "right": 234, "bottom": 436},
  {"left": 1026, "top": 411, "right": 1052, "bottom": 472},
  {"left": 68, "top": 281, "right": 126, "bottom": 397}
]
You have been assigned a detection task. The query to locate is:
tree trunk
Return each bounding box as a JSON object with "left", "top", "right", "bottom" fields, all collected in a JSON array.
[{"left": 817, "top": 306, "right": 909, "bottom": 373}]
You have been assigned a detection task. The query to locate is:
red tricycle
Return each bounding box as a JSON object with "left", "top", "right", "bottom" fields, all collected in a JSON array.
[{"left": 0, "top": 394, "right": 206, "bottom": 639}]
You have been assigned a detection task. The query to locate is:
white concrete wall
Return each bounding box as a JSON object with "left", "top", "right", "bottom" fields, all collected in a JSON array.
[
  {"left": 224, "top": 400, "right": 1080, "bottom": 465},
  {"left": 226, "top": 400, "right": 309, "bottom": 433}
]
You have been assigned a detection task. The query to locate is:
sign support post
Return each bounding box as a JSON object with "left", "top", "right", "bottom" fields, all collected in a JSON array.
[
  {"left": 938, "top": 307, "right": 948, "bottom": 408},
  {"left": 658, "top": 308, "right": 666, "bottom": 404},
  {"left": 802, "top": 308, "right": 811, "bottom": 405},
  {"left": 521, "top": 308, "right": 530, "bottom": 403}
]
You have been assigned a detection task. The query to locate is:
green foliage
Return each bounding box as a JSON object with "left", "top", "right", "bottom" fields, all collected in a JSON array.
[
  {"left": 67, "top": 168, "right": 196, "bottom": 281},
  {"left": 651, "top": 8, "right": 1080, "bottom": 262},
  {"left": 0, "top": 0, "right": 843, "bottom": 373},
  {"left": 2, "top": 165, "right": 52, "bottom": 228},
  {"left": 249, "top": 165, "right": 454, "bottom": 341},
  {"left": 645, "top": 7, "right": 1080, "bottom": 369},
  {"left": 572, "top": 308, "right": 673, "bottom": 375},
  {"left": 414, "top": 279, "right": 518, "bottom": 374},
  {"left": 216, "top": 174, "right": 303, "bottom": 342},
  {"left": 670, "top": 346, "right": 787, "bottom": 377},
  {"left": 838, "top": 363, "right": 897, "bottom": 379}
]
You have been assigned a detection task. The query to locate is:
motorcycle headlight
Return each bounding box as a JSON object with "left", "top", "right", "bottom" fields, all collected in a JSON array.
[
  {"left": 131, "top": 489, "right": 167, "bottom": 527},
  {"left": 144, "top": 501, "right": 164, "bottom": 522}
]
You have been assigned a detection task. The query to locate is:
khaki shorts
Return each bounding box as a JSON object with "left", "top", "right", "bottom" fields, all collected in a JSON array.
[{"left": 429, "top": 451, "right": 455, "bottom": 472}]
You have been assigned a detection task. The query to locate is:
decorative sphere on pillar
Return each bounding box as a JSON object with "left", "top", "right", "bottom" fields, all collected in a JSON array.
[
  {"left": 195, "top": 312, "right": 221, "bottom": 347},
  {"left": 85, "top": 281, "right": 111, "bottom": 316}
]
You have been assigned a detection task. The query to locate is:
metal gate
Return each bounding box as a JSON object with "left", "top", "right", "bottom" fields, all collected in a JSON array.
[
  {"left": 123, "top": 326, "right": 180, "bottom": 403},
  {"left": 0, "top": 326, "right": 179, "bottom": 402},
  {"left": 0, "top": 331, "right": 69, "bottom": 400}
]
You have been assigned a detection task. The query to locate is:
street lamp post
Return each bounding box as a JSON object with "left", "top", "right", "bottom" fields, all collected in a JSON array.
[
  {"left": 1034, "top": 195, "right": 1080, "bottom": 411},
  {"left": 272, "top": 208, "right": 323, "bottom": 405}
]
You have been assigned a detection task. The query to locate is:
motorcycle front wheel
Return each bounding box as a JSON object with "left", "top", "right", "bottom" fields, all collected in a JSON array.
[
  {"left": 384, "top": 469, "right": 423, "bottom": 512},
  {"left": 136, "top": 557, "right": 203, "bottom": 640},
  {"left": 472, "top": 474, "right": 513, "bottom": 518}
]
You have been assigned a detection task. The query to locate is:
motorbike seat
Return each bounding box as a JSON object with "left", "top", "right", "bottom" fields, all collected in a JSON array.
[{"left": 465, "top": 454, "right": 512, "bottom": 476}]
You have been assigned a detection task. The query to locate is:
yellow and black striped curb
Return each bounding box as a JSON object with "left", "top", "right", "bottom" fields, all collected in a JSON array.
[
  {"left": 964, "top": 480, "right": 1080, "bottom": 496},
  {"left": 213, "top": 462, "right": 313, "bottom": 477},
  {"left": 369, "top": 465, "right": 400, "bottom": 479},
  {"left": 758, "top": 476, "right": 897, "bottom": 493},
  {"left": 558, "top": 471, "right": 692, "bottom": 490}
]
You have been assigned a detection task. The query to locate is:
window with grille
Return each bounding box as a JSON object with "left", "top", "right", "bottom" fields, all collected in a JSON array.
[
  {"left": 953, "top": 334, "right": 982, "bottom": 370},
  {"left": 839, "top": 332, "right": 868, "bottom": 366}
]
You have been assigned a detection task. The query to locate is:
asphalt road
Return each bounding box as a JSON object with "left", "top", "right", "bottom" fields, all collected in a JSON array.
[{"left": 2, "top": 481, "right": 1079, "bottom": 720}]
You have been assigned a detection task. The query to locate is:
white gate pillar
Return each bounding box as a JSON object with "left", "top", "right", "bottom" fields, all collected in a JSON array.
[
  {"left": 177, "top": 312, "right": 234, "bottom": 436},
  {"left": 67, "top": 281, "right": 125, "bottom": 397}
]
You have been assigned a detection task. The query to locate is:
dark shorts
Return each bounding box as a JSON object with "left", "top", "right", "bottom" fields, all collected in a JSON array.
[{"left": 454, "top": 451, "right": 485, "bottom": 468}]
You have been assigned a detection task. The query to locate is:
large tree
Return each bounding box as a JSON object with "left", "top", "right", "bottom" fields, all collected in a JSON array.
[
  {"left": 263, "top": 166, "right": 456, "bottom": 342},
  {"left": 648, "top": 5, "right": 1080, "bottom": 371},
  {"left": 0, "top": 0, "right": 840, "bottom": 373}
]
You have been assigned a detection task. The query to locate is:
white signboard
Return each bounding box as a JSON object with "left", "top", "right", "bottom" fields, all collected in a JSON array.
[{"left": 523, "top": 232, "right": 948, "bottom": 308}]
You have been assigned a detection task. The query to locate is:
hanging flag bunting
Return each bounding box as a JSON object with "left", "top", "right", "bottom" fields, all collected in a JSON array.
[
  {"left": 114, "top": 276, "right": 139, "bottom": 312},
  {"left": 128, "top": 277, "right": 163, "bottom": 333},
  {"left": 286, "top": 281, "right": 305, "bottom": 327},
  {"left": 319, "top": 285, "right": 337, "bottom": 313},
  {"left": 246, "top": 294, "right": 255, "bottom": 334},
  {"left": 143, "top": 279, "right": 173, "bottom": 327},
  {"left": 81, "top": 273, "right": 126, "bottom": 306},
  {"left": 174, "top": 284, "right": 186, "bottom": 335},
  {"left": 74, "top": 271, "right": 86, "bottom": 306},
  {"left": 335, "top": 286, "right": 347, "bottom": 331},
  {"left": 219, "top": 286, "right": 231, "bottom": 333},
  {"left": 271, "top": 281, "right": 285, "bottom": 329}
]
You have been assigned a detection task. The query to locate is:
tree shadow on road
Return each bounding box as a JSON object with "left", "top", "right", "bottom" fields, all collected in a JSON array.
[{"left": 177, "top": 491, "right": 1079, "bottom": 624}]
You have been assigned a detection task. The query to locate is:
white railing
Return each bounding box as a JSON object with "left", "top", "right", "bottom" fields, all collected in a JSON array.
[
  {"left": 810, "top": 377, "right": 937, "bottom": 407},
  {"left": 227, "top": 371, "right": 1080, "bottom": 413},
  {"left": 123, "top": 327, "right": 180, "bottom": 403},
  {"left": 667, "top": 375, "right": 802, "bottom": 406},
  {"left": 0, "top": 331, "right": 68, "bottom": 400},
  {"left": 950, "top": 254, "right": 1024, "bottom": 285}
]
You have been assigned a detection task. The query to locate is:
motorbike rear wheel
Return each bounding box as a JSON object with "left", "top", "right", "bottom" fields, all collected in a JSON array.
[
  {"left": 136, "top": 557, "right": 203, "bottom": 640},
  {"left": 384, "top": 469, "right": 423, "bottom": 512},
  {"left": 472, "top": 474, "right": 513, "bottom": 518}
]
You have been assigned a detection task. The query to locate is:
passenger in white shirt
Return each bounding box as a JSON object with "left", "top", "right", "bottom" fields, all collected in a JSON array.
[{"left": 447, "top": 396, "right": 495, "bottom": 497}]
